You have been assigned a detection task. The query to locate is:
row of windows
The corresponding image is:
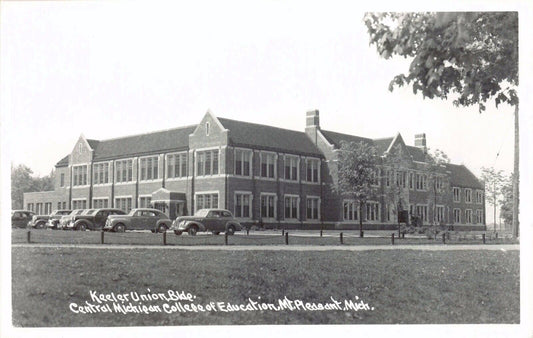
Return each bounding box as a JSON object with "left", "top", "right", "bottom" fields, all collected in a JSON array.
[
  {"left": 453, "top": 187, "right": 484, "bottom": 204},
  {"left": 375, "top": 169, "right": 445, "bottom": 192},
  {"left": 26, "top": 202, "right": 53, "bottom": 214},
  {"left": 232, "top": 194, "right": 320, "bottom": 220}
]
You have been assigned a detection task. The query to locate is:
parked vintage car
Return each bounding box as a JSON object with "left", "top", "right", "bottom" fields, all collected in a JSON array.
[
  {"left": 171, "top": 209, "right": 242, "bottom": 236},
  {"left": 11, "top": 210, "right": 35, "bottom": 228},
  {"left": 29, "top": 210, "right": 72, "bottom": 229},
  {"left": 103, "top": 208, "right": 172, "bottom": 233},
  {"left": 64, "top": 208, "right": 126, "bottom": 231},
  {"left": 57, "top": 209, "right": 86, "bottom": 230}
]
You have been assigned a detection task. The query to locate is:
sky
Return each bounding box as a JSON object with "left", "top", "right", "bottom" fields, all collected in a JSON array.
[{"left": 0, "top": 1, "right": 523, "bottom": 181}]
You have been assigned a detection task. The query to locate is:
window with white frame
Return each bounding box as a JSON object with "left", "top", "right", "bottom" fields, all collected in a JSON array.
[
  {"left": 115, "top": 159, "right": 133, "bottom": 183},
  {"left": 139, "top": 196, "right": 151, "bottom": 208},
  {"left": 140, "top": 156, "right": 159, "bottom": 181},
  {"left": 476, "top": 210, "right": 483, "bottom": 224},
  {"left": 343, "top": 200, "right": 358, "bottom": 221},
  {"left": 60, "top": 173, "right": 65, "bottom": 187},
  {"left": 261, "top": 194, "right": 276, "bottom": 219},
  {"left": 453, "top": 187, "right": 460, "bottom": 202},
  {"left": 408, "top": 172, "right": 414, "bottom": 190},
  {"left": 260, "top": 152, "right": 276, "bottom": 178},
  {"left": 453, "top": 208, "right": 461, "bottom": 223},
  {"left": 284, "top": 195, "right": 299, "bottom": 219},
  {"left": 306, "top": 197, "right": 319, "bottom": 220},
  {"left": 435, "top": 176, "right": 444, "bottom": 192},
  {"left": 235, "top": 192, "right": 252, "bottom": 218},
  {"left": 416, "top": 173, "right": 427, "bottom": 190},
  {"left": 196, "top": 193, "right": 218, "bottom": 210},
  {"left": 387, "top": 203, "right": 395, "bottom": 222},
  {"left": 385, "top": 169, "right": 393, "bottom": 187},
  {"left": 476, "top": 190, "right": 483, "bottom": 204},
  {"left": 72, "top": 199, "right": 87, "bottom": 210},
  {"left": 72, "top": 165, "right": 88, "bottom": 186},
  {"left": 93, "top": 162, "right": 109, "bottom": 185},
  {"left": 45, "top": 202, "right": 52, "bottom": 214},
  {"left": 234, "top": 149, "right": 251, "bottom": 176},
  {"left": 409, "top": 204, "right": 415, "bottom": 217},
  {"left": 416, "top": 205, "right": 428, "bottom": 222},
  {"left": 436, "top": 205, "right": 444, "bottom": 223},
  {"left": 284, "top": 155, "right": 299, "bottom": 181},
  {"left": 396, "top": 171, "right": 406, "bottom": 188},
  {"left": 465, "top": 189, "right": 472, "bottom": 203},
  {"left": 27, "top": 203, "right": 34, "bottom": 211},
  {"left": 366, "top": 202, "right": 380, "bottom": 221},
  {"left": 115, "top": 197, "right": 132, "bottom": 212},
  {"left": 167, "top": 153, "right": 188, "bottom": 178},
  {"left": 305, "top": 158, "right": 320, "bottom": 183},
  {"left": 57, "top": 202, "right": 61, "bottom": 210},
  {"left": 93, "top": 198, "right": 109, "bottom": 208},
  {"left": 465, "top": 209, "right": 472, "bottom": 223},
  {"left": 197, "top": 150, "right": 219, "bottom": 176}
]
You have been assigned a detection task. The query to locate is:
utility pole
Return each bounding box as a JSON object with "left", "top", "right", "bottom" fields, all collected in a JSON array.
[{"left": 512, "top": 104, "right": 519, "bottom": 238}]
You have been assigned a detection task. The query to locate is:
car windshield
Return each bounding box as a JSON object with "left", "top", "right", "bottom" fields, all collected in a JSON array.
[
  {"left": 194, "top": 209, "right": 209, "bottom": 217},
  {"left": 71, "top": 210, "right": 83, "bottom": 215},
  {"left": 85, "top": 210, "right": 97, "bottom": 215},
  {"left": 127, "top": 209, "right": 137, "bottom": 216},
  {"left": 82, "top": 209, "right": 95, "bottom": 215}
]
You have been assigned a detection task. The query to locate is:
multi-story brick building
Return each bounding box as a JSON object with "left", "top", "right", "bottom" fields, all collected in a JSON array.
[{"left": 23, "top": 110, "right": 485, "bottom": 230}]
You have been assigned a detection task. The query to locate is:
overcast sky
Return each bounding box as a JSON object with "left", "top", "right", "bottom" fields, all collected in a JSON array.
[{"left": 0, "top": 2, "right": 521, "bottom": 179}]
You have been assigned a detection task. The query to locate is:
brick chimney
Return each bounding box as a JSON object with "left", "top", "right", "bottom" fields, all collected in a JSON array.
[
  {"left": 414, "top": 133, "right": 427, "bottom": 153},
  {"left": 305, "top": 109, "right": 320, "bottom": 145}
]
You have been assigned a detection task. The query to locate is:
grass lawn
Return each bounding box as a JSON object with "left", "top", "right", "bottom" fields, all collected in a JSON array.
[{"left": 12, "top": 246, "right": 519, "bottom": 326}]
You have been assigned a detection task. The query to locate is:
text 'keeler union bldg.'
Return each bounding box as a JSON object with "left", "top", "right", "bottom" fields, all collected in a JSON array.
[{"left": 24, "top": 110, "right": 485, "bottom": 230}]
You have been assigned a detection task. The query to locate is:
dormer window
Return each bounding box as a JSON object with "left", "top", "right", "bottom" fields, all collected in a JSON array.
[{"left": 206, "top": 122, "right": 210, "bottom": 136}]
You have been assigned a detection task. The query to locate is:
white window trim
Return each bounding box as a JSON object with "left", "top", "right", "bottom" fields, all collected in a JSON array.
[
  {"left": 464, "top": 188, "right": 473, "bottom": 203},
  {"left": 259, "top": 151, "right": 277, "bottom": 179},
  {"left": 138, "top": 155, "right": 162, "bottom": 182},
  {"left": 342, "top": 199, "right": 359, "bottom": 222},
  {"left": 233, "top": 147, "right": 253, "bottom": 178},
  {"left": 114, "top": 158, "right": 136, "bottom": 184},
  {"left": 92, "top": 197, "right": 109, "bottom": 208},
  {"left": 260, "top": 193, "right": 277, "bottom": 220},
  {"left": 453, "top": 187, "right": 461, "bottom": 203},
  {"left": 92, "top": 161, "right": 112, "bottom": 186},
  {"left": 283, "top": 194, "right": 300, "bottom": 220},
  {"left": 282, "top": 154, "right": 300, "bottom": 182},
  {"left": 195, "top": 148, "right": 220, "bottom": 177},
  {"left": 234, "top": 191, "right": 253, "bottom": 220},
  {"left": 194, "top": 191, "right": 220, "bottom": 210},
  {"left": 365, "top": 201, "right": 381, "bottom": 222},
  {"left": 304, "top": 157, "right": 321, "bottom": 184},
  {"left": 305, "top": 195, "right": 321, "bottom": 221},
  {"left": 138, "top": 194, "right": 152, "bottom": 208},
  {"left": 165, "top": 151, "right": 189, "bottom": 180},
  {"left": 435, "top": 204, "right": 445, "bottom": 223},
  {"left": 114, "top": 196, "right": 133, "bottom": 212},
  {"left": 415, "top": 204, "right": 429, "bottom": 222},
  {"left": 465, "top": 209, "right": 473, "bottom": 224},
  {"left": 453, "top": 208, "right": 461, "bottom": 224},
  {"left": 72, "top": 164, "right": 90, "bottom": 188}
]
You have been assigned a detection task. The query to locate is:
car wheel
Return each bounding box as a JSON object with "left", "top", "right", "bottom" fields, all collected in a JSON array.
[
  {"left": 114, "top": 224, "right": 125, "bottom": 233},
  {"left": 157, "top": 224, "right": 168, "bottom": 233},
  {"left": 188, "top": 225, "right": 198, "bottom": 236},
  {"left": 226, "top": 225, "right": 236, "bottom": 236},
  {"left": 36, "top": 221, "right": 46, "bottom": 229},
  {"left": 212, "top": 231, "right": 220, "bottom": 235},
  {"left": 77, "top": 223, "right": 87, "bottom": 231},
  {"left": 174, "top": 230, "right": 183, "bottom": 236}
]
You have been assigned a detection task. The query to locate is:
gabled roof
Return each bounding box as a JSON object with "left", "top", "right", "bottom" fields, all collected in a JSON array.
[
  {"left": 445, "top": 163, "right": 484, "bottom": 189},
  {"left": 86, "top": 139, "right": 100, "bottom": 150},
  {"left": 372, "top": 137, "right": 395, "bottom": 154},
  {"left": 320, "top": 130, "right": 373, "bottom": 148},
  {"left": 91, "top": 125, "right": 196, "bottom": 161},
  {"left": 406, "top": 146, "right": 427, "bottom": 162},
  {"left": 55, "top": 155, "right": 69, "bottom": 167},
  {"left": 218, "top": 118, "right": 323, "bottom": 157}
]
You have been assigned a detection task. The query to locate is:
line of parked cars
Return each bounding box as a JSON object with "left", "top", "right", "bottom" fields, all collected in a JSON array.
[{"left": 11, "top": 208, "right": 243, "bottom": 235}]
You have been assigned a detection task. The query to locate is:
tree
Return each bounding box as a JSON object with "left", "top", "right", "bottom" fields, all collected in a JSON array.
[
  {"left": 337, "top": 141, "right": 379, "bottom": 237},
  {"left": 11, "top": 164, "right": 56, "bottom": 210},
  {"left": 499, "top": 174, "right": 513, "bottom": 228},
  {"left": 11, "top": 164, "right": 35, "bottom": 209},
  {"left": 480, "top": 167, "right": 505, "bottom": 230},
  {"left": 364, "top": 12, "right": 519, "bottom": 237},
  {"left": 425, "top": 149, "right": 450, "bottom": 227}
]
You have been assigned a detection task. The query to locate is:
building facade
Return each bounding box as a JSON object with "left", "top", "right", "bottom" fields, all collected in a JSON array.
[{"left": 24, "top": 110, "right": 485, "bottom": 230}]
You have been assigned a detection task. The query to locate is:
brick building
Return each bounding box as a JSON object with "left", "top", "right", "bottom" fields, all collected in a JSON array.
[{"left": 23, "top": 110, "right": 485, "bottom": 230}]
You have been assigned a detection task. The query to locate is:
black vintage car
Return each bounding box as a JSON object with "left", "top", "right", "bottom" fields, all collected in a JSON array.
[
  {"left": 64, "top": 208, "right": 126, "bottom": 231},
  {"left": 28, "top": 210, "right": 72, "bottom": 229},
  {"left": 11, "top": 210, "right": 35, "bottom": 228}
]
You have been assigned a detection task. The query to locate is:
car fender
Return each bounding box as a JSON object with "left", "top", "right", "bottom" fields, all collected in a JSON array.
[
  {"left": 186, "top": 221, "right": 206, "bottom": 232},
  {"left": 155, "top": 219, "right": 172, "bottom": 229},
  {"left": 225, "top": 222, "right": 241, "bottom": 231},
  {"left": 74, "top": 219, "right": 94, "bottom": 230}
]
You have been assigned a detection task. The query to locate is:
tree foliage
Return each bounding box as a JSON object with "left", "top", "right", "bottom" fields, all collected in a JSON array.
[
  {"left": 11, "top": 164, "right": 55, "bottom": 209},
  {"left": 499, "top": 174, "right": 514, "bottom": 227},
  {"left": 337, "top": 141, "right": 379, "bottom": 204},
  {"left": 480, "top": 166, "right": 505, "bottom": 226},
  {"left": 364, "top": 12, "right": 518, "bottom": 112}
]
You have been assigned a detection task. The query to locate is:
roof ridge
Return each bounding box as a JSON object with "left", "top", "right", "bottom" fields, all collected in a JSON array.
[
  {"left": 218, "top": 117, "right": 307, "bottom": 134},
  {"left": 320, "top": 129, "right": 373, "bottom": 141},
  {"left": 95, "top": 124, "right": 198, "bottom": 143}
]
